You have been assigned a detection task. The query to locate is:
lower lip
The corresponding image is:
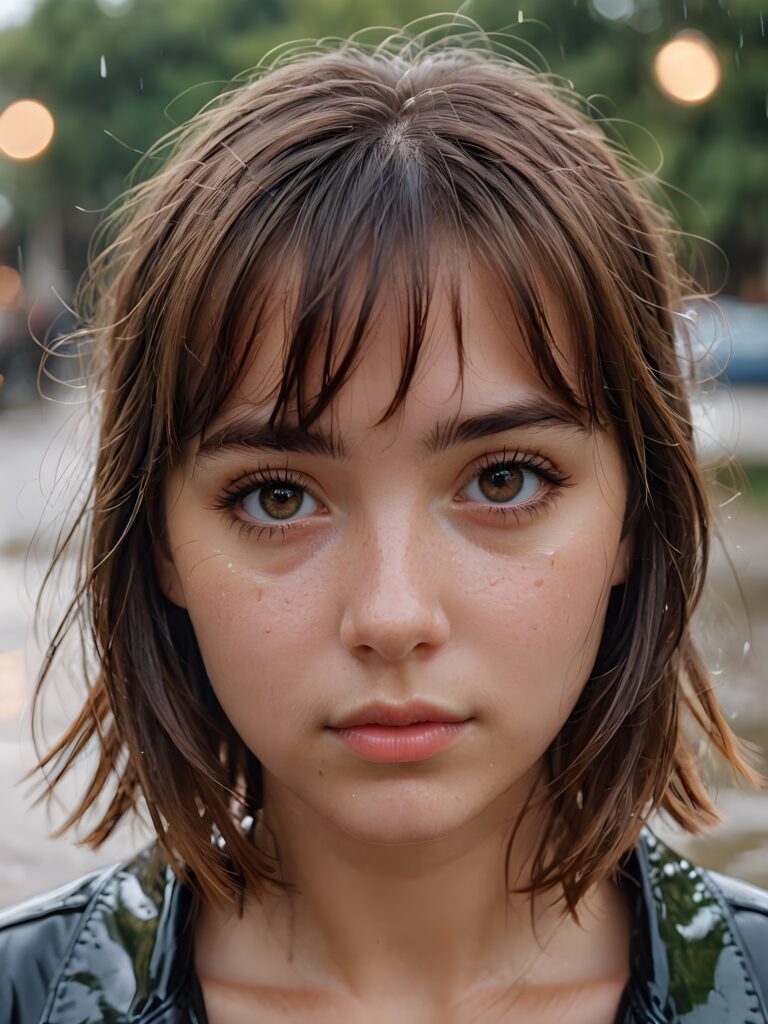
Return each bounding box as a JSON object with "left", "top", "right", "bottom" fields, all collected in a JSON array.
[{"left": 329, "top": 721, "right": 471, "bottom": 763}]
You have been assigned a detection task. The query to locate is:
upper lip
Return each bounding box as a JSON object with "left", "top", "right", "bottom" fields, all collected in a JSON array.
[{"left": 330, "top": 700, "right": 470, "bottom": 729}]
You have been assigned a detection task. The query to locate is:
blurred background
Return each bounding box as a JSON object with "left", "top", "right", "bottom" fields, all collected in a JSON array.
[{"left": 0, "top": 0, "right": 766, "bottom": 908}]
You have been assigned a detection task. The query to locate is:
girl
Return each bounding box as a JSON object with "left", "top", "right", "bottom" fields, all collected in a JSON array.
[{"left": 2, "top": 22, "right": 767, "bottom": 1024}]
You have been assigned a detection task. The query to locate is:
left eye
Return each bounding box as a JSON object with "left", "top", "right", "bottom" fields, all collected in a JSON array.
[
  {"left": 240, "top": 482, "right": 319, "bottom": 524},
  {"left": 461, "top": 463, "right": 542, "bottom": 506}
]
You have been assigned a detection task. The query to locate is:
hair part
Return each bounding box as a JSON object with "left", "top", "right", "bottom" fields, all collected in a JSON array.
[{"left": 28, "top": 21, "right": 760, "bottom": 916}]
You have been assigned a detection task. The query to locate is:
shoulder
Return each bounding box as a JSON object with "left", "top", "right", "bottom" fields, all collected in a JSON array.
[
  {"left": 0, "top": 842, "right": 201, "bottom": 1024},
  {"left": 0, "top": 861, "right": 120, "bottom": 1023}
]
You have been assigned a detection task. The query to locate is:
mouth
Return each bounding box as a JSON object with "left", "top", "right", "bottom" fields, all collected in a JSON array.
[
  {"left": 331, "top": 699, "right": 470, "bottom": 729},
  {"left": 327, "top": 700, "right": 473, "bottom": 763}
]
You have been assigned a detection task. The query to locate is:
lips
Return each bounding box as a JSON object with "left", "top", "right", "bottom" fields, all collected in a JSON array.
[
  {"left": 327, "top": 700, "right": 473, "bottom": 763},
  {"left": 331, "top": 699, "right": 469, "bottom": 729}
]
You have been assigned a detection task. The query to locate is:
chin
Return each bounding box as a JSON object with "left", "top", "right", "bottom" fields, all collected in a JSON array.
[{"left": 328, "top": 780, "right": 478, "bottom": 846}]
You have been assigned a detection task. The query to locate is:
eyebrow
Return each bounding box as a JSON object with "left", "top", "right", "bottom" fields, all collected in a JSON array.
[{"left": 194, "top": 396, "right": 590, "bottom": 465}]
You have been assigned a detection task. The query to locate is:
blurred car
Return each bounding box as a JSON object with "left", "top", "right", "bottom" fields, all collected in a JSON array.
[{"left": 685, "top": 295, "right": 768, "bottom": 386}]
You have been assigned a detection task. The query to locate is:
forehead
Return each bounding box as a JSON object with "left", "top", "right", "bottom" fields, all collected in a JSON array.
[{"left": 217, "top": 250, "right": 582, "bottom": 438}]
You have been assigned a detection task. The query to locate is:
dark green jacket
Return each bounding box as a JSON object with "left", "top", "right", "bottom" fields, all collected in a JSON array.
[{"left": 1, "top": 828, "right": 767, "bottom": 1022}]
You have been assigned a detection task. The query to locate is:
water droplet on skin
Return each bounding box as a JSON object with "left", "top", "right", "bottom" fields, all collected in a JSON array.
[
  {"left": 488, "top": 763, "right": 494, "bottom": 769},
  {"left": 100, "top": 55, "right": 107, "bottom": 78}
]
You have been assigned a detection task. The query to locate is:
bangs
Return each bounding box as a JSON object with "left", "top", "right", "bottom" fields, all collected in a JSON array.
[{"left": 170, "top": 79, "right": 612, "bottom": 450}]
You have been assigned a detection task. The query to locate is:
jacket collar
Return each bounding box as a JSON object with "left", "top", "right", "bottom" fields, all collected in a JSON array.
[
  {"left": 42, "top": 842, "right": 203, "bottom": 1022},
  {"left": 618, "top": 829, "right": 768, "bottom": 1023},
  {"left": 43, "top": 827, "right": 767, "bottom": 1023}
]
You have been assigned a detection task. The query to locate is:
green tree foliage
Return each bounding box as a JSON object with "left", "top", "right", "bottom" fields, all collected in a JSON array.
[{"left": 0, "top": 0, "right": 765, "bottom": 292}]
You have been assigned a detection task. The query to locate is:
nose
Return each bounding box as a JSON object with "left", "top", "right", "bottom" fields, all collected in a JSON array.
[{"left": 338, "top": 505, "right": 451, "bottom": 663}]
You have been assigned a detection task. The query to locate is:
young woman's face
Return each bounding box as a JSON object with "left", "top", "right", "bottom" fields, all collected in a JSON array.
[{"left": 158, "top": 260, "right": 631, "bottom": 846}]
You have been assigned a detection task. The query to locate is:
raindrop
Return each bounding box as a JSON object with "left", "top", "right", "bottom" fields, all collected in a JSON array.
[
  {"left": 739, "top": 31, "right": 744, "bottom": 47},
  {"left": 743, "top": 641, "right": 751, "bottom": 655},
  {"left": 559, "top": 41, "right": 565, "bottom": 56},
  {"left": 100, "top": 55, "right": 107, "bottom": 78},
  {"left": 518, "top": 9, "right": 524, "bottom": 22},
  {"left": 139, "top": 77, "right": 144, "bottom": 91},
  {"left": 734, "top": 50, "right": 741, "bottom": 69},
  {"left": 682, "top": 0, "right": 687, "bottom": 17},
  {"left": 761, "top": 12, "right": 765, "bottom": 37}
]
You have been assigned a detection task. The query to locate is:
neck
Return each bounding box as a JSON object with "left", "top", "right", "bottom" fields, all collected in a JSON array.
[{"left": 195, "top": 777, "right": 628, "bottom": 1008}]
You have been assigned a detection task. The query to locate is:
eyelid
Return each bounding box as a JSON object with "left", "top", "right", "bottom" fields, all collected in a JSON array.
[{"left": 459, "top": 446, "right": 570, "bottom": 490}]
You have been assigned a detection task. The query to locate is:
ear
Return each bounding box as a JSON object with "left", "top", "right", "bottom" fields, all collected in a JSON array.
[
  {"left": 610, "top": 528, "right": 634, "bottom": 588},
  {"left": 153, "top": 541, "right": 187, "bottom": 609}
]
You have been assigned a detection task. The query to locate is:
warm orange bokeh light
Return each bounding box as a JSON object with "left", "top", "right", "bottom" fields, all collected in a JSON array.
[
  {"left": 654, "top": 33, "right": 721, "bottom": 105},
  {"left": 0, "top": 99, "right": 55, "bottom": 160},
  {"left": 0, "top": 265, "right": 21, "bottom": 306}
]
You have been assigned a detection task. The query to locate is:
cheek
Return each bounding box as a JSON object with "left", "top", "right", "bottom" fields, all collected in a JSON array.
[
  {"left": 175, "top": 548, "right": 329, "bottom": 733},
  {"left": 464, "top": 529, "right": 619, "bottom": 711}
]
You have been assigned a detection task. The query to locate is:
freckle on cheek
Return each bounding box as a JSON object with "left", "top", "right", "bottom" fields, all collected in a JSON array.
[{"left": 534, "top": 579, "right": 543, "bottom": 588}]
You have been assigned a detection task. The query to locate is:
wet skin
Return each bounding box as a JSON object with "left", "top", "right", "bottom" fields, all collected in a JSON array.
[{"left": 156, "top": 258, "right": 633, "bottom": 1021}]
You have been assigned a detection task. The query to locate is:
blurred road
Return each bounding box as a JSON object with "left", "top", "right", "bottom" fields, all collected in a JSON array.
[{"left": 1, "top": 389, "right": 766, "bottom": 908}]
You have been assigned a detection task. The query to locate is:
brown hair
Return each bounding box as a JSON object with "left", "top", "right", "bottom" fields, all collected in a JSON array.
[{"left": 28, "top": 21, "right": 760, "bottom": 915}]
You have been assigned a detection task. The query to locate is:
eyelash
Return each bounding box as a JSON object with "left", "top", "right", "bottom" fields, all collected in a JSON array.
[{"left": 211, "top": 447, "right": 572, "bottom": 542}]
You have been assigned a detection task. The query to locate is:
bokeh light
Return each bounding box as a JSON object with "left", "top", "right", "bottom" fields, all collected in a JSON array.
[
  {"left": 0, "top": 99, "right": 55, "bottom": 160},
  {"left": 591, "top": 0, "right": 635, "bottom": 21},
  {"left": 0, "top": 265, "right": 22, "bottom": 306},
  {"left": 654, "top": 32, "right": 721, "bottom": 105}
]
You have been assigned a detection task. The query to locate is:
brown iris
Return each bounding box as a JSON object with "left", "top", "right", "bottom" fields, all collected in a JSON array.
[
  {"left": 478, "top": 465, "right": 524, "bottom": 503},
  {"left": 259, "top": 485, "right": 303, "bottom": 520}
]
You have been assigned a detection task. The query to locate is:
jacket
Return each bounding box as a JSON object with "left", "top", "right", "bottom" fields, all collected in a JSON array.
[{"left": 1, "top": 827, "right": 767, "bottom": 1023}]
